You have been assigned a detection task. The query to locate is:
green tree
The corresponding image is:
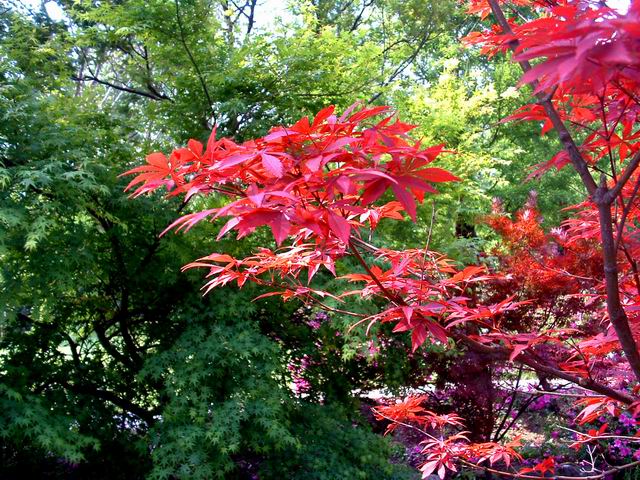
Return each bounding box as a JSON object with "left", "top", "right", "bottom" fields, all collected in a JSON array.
[
  {"left": 1, "top": 0, "right": 587, "bottom": 477},
  {"left": 0, "top": 2, "right": 445, "bottom": 477}
]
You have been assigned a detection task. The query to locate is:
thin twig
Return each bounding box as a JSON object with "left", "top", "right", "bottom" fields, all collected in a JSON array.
[
  {"left": 174, "top": 0, "right": 216, "bottom": 124},
  {"left": 459, "top": 458, "right": 640, "bottom": 480}
]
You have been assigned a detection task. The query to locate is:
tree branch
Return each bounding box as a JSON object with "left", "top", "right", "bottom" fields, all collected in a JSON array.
[
  {"left": 94, "top": 320, "right": 136, "bottom": 370},
  {"left": 174, "top": 0, "right": 216, "bottom": 124},
  {"left": 487, "top": 0, "right": 597, "bottom": 196},
  {"left": 605, "top": 150, "right": 640, "bottom": 204},
  {"left": 488, "top": 0, "right": 640, "bottom": 384},
  {"left": 350, "top": 0, "right": 375, "bottom": 32},
  {"left": 453, "top": 331, "right": 636, "bottom": 405},
  {"left": 368, "top": 28, "right": 433, "bottom": 104},
  {"left": 60, "top": 380, "right": 154, "bottom": 424},
  {"left": 492, "top": 366, "right": 523, "bottom": 441},
  {"left": 72, "top": 75, "right": 173, "bottom": 102},
  {"left": 594, "top": 186, "right": 640, "bottom": 382},
  {"left": 614, "top": 175, "right": 640, "bottom": 251}
]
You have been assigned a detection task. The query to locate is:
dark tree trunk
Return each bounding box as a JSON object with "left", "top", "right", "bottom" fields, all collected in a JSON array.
[{"left": 449, "top": 350, "right": 494, "bottom": 442}]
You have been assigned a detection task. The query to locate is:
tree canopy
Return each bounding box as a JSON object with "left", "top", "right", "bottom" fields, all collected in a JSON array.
[{"left": 3, "top": 1, "right": 639, "bottom": 479}]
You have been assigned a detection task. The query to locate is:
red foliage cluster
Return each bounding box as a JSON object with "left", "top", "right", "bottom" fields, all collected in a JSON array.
[
  {"left": 125, "top": 104, "right": 454, "bottom": 247},
  {"left": 374, "top": 396, "right": 522, "bottom": 478},
  {"left": 466, "top": 0, "right": 640, "bottom": 178},
  {"left": 124, "top": 104, "right": 528, "bottom": 355},
  {"left": 484, "top": 195, "right": 602, "bottom": 340}
]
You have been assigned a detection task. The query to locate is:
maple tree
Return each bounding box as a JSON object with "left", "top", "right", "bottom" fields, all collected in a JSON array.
[{"left": 123, "top": 0, "right": 640, "bottom": 477}]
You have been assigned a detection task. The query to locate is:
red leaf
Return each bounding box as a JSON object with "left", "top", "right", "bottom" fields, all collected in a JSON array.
[
  {"left": 312, "top": 105, "right": 335, "bottom": 128},
  {"left": 361, "top": 179, "right": 389, "bottom": 206},
  {"left": 426, "top": 321, "right": 449, "bottom": 344},
  {"left": 290, "top": 116, "right": 311, "bottom": 134},
  {"left": 146, "top": 152, "right": 169, "bottom": 168},
  {"left": 418, "top": 167, "right": 460, "bottom": 183},
  {"left": 509, "top": 343, "right": 529, "bottom": 362},
  {"left": 401, "top": 306, "right": 414, "bottom": 322},
  {"left": 327, "top": 212, "right": 351, "bottom": 243},
  {"left": 261, "top": 153, "right": 284, "bottom": 177},
  {"left": 206, "top": 127, "right": 217, "bottom": 153},
  {"left": 391, "top": 184, "right": 417, "bottom": 221},
  {"left": 270, "top": 215, "right": 291, "bottom": 245},
  {"left": 161, "top": 208, "right": 218, "bottom": 236},
  {"left": 411, "top": 324, "right": 428, "bottom": 351},
  {"left": 218, "top": 152, "right": 255, "bottom": 169},
  {"left": 188, "top": 139, "right": 203, "bottom": 157},
  {"left": 349, "top": 105, "right": 390, "bottom": 122}
]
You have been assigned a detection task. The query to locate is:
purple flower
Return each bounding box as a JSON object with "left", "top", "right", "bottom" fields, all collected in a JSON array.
[
  {"left": 293, "top": 377, "right": 310, "bottom": 394},
  {"left": 305, "top": 311, "right": 329, "bottom": 329},
  {"left": 288, "top": 356, "right": 312, "bottom": 394},
  {"left": 306, "top": 319, "right": 321, "bottom": 329},
  {"left": 612, "top": 438, "right": 633, "bottom": 458},
  {"left": 530, "top": 395, "right": 552, "bottom": 411},
  {"left": 619, "top": 414, "right": 636, "bottom": 428}
]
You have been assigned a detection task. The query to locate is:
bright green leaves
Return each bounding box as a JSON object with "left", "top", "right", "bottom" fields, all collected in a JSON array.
[{"left": 140, "top": 322, "right": 294, "bottom": 479}]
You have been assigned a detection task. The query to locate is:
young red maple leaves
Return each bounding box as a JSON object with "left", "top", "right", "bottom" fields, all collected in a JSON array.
[
  {"left": 374, "top": 396, "right": 523, "bottom": 479},
  {"left": 123, "top": 104, "right": 482, "bottom": 352},
  {"left": 124, "top": 104, "right": 455, "bottom": 248},
  {"left": 465, "top": 0, "right": 640, "bottom": 178},
  {"left": 519, "top": 457, "right": 555, "bottom": 477},
  {"left": 373, "top": 396, "right": 464, "bottom": 435}
]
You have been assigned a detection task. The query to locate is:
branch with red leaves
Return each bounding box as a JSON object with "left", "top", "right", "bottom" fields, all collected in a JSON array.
[
  {"left": 123, "top": 80, "right": 640, "bottom": 477},
  {"left": 474, "top": 0, "right": 640, "bottom": 383}
]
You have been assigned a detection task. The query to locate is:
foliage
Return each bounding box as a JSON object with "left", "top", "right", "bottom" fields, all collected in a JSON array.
[
  {"left": 141, "top": 321, "right": 293, "bottom": 479},
  {"left": 0, "top": 2, "right": 466, "bottom": 478},
  {"left": 391, "top": 55, "right": 582, "bottom": 261},
  {"left": 9, "top": 0, "right": 640, "bottom": 478},
  {"left": 125, "top": 1, "right": 640, "bottom": 479},
  {"left": 259, "top": 403, "right": 417, "bottom": 480}
]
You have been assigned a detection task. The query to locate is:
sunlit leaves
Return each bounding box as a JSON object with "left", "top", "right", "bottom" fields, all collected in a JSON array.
[{"left": 124, "top": 104, "right": 455, "bottom": 248}]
